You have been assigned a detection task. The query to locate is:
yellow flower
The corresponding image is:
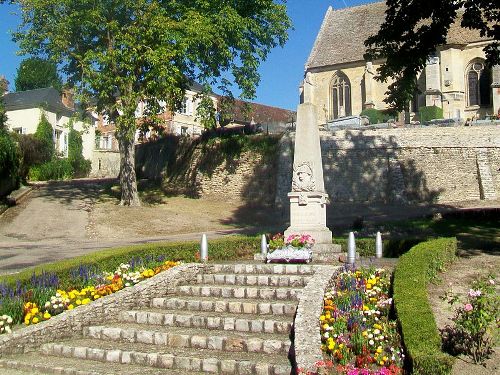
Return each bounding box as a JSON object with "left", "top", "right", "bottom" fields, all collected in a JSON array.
[
  {"left": 81, "top": 298, "right": 91, "bottom": 305},
  {"left": 32, "top": 317, "right": 39, "bottom": 324},
  {"left": 43, "top": 311, "right": 51, "bottom": 319},
  {"left": 76, "top": 300, "right": 81, "bottom": 305},
  {"left": 68, "top": 304, "right": 74, "bottom": 310},
  {"left": 93, "top": 294, "right": 100, "bottom": 300},
  {"left": 362, "top": 331, "right": 368, "bottom": 337},
  {"left": 32, "top": 307, "right": 39, "bottom": 314},
  {"left": 376, "top": 347, "right": 383, "bottom": 353},
  {"left": 373, "top": 323, "right": 382, "bottom": 330},
  {"left": 319, "top": 315, "right": 325, "bottom": 321},
  {"left": 379, "top": 360, "right": 385, "bottom": 366},
  {"left": 383, "top": 356, "right": 388, "bottom": 362}
]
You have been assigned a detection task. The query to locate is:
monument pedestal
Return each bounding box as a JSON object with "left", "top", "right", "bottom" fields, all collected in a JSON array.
[{"left": 284, "top": 192, "right": 333, "bottom": 244}]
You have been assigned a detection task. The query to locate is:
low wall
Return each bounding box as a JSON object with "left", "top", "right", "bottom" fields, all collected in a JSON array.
[
  {"left": 0, "top": 264, "right": 203, "bottom": 354},
  {"left": 90, "top": 150, "right": 121, "bottom": 178}
]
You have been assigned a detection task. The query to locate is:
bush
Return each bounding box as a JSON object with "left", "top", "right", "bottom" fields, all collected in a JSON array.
[
  {"left": 360, "top": 108, "right": 395, "bottom": 124},
  {"left": 419, "top": 105, "right": 444, "bottom": 123},
  {"left": 0, "top": 129, "right": 20, "bottom": 196},
  {"left": 11, "top": 133, "right": 47, "bottom": 181},
  {"left": 393, "top": 238, "right": 457, "bottom": 374},
  {"left": 28, "top": 158, "right": 74, "bottom": 181},
  {"left": 332, "top": 237, "right": 423, "bottom": 257},
  {"left": 68, "top": 126, "right": 91, "bottom": 177},
  {"left": 34, "top": 114, "right": 54, "bottom": 162}
]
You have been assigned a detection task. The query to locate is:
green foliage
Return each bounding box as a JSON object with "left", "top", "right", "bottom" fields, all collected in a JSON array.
[
  {"left": 419, "top": 105, "right": 444, "bottom": 123},
  {"left": 68, "top": 124, "right": 91, "bottom": 177},
  {"left": 0, "top": 129, "right": 20, "bottom": 195},
  {"left": 0, "top": 236, "right": 259, "bottom": 290},
  {"left": 34, "top": 114, "right": 54, "bottom": 161},
  {"left": 332, "top": 237, "right": 423, "bottom": 258},
  {"left": 360, "top": 108, "right": 395, "bottom": 125},
  {"left": 14, "top": 57, "right": 62, "bottom": 92},
  {"left": 364, "top": 1, "right": 500, "bottom": 111},
  {"left": 15, "top": 0, "right": 291, "bottom": 205},
  {"left": 196, "top": 91, "right": 217, "bottom": 129},
  {"left": 393, "top": 238, "right": 457, "bottom": 374},
  {"left": 28, "top": 158, "right": 73, "bottom": 181},
  {"left": 0, "top": 96, "right": 7, "bottom": 130}
]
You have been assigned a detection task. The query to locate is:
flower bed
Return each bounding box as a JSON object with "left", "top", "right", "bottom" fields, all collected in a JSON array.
[
  {"left": 316, "top": 266, "right": 404, "bottom": 374},
  {"left": 0, "top": 259, "right": 180, "bottom": 332}
]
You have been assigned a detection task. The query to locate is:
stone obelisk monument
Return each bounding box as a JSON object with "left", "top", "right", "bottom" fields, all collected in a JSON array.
[{"left": 284, "top": 102, "right": 334, "bottom": 253}]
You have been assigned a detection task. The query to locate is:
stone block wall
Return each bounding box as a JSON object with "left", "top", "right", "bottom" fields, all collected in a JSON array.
[
  {"left": 90, "top": 150, "right": 121, "bottom": 178},
  {"left": 316, "top": 126, "right": 500, "bottom": 204}
]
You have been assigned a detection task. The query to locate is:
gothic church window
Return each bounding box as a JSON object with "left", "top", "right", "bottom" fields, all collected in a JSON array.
[
  {"left": 330, "top": 72, "right": 351, "bottom": 119},
  {"left": 466, "top": 60, "right": 491, "bottom": 107}
]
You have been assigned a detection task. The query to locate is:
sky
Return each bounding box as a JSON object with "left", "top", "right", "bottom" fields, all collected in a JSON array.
[{"left": 0, "top": 0, "right": 378, "bottom": 111}]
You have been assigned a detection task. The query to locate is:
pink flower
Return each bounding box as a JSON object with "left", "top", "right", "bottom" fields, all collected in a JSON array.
[
  {"left": 488, "top": 279, "right": 495, "bottom": 285},
  {"left": 468, "top": 289, "right": 481, "bottom": 298},
  {"left": 464, "top": 303, "right": 473, "bottom": 312}
]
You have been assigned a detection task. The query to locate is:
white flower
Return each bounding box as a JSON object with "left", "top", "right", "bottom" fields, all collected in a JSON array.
[
  {"left": 368, "top": 334, "right": 373, "bottom": 339},
  {"left": 373, "top": 329, "right": 380, "bottom": 335},
  {"left": 6, "top": 317, "right": 12, "bottom": 324},
  {"left": 369, "top": 339, "right": 374, "bottom": 345}
]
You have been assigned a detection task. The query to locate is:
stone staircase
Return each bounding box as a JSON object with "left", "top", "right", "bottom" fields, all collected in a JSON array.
[{"left": 0, "top": 263, "right": 315, "bottom": 375}]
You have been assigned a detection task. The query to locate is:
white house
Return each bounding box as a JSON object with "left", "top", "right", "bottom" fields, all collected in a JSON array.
[{"left": 3, "top": 87, "right": 95, "bottom": 159}]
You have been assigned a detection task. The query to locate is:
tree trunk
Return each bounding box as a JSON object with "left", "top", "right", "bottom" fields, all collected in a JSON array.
[{"left": 118, "top": 136, "right": 141, "bottom": 206}]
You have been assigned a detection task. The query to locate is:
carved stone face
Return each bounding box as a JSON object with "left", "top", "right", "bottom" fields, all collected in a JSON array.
[{"left": 292, "top": 162, "right": 316, "bottom": 192}]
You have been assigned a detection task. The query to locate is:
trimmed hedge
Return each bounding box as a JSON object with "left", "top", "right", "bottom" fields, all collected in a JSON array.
[
  {"left": 333, "top": 237, "right": 423, "bottom": 258},
  {"left": 419, "top": 105, "right": 443, "bottom": 123},
  {"left": 28, "top": 158, "right": 74, "bottom": 181},
  {"left": 393, "top": 238, "right": 457, "bottom": 374},
  {"left": 0, "top": 235, "right": 259, "bottom": 289}
]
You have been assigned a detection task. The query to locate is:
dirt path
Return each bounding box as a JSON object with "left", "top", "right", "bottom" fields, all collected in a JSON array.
[{"left": 427, "top": 252, "right": 499, "bottom": 375}]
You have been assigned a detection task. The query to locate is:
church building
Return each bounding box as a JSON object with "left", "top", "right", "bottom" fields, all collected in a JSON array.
[{"left": 302, "top": 1, "right": 500, "bottom": 125}]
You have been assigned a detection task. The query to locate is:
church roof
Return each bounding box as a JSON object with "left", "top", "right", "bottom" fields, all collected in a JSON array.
[{"left": 306, "top": 1, "right": 489, "bottom": 70}]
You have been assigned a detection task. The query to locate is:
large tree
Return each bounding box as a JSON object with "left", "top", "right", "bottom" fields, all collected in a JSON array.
[
  {"left": 15, "top": 57, "right": 62, "bottom": 91},
  {"left": 14, "top": 0, "right": 291, "bottom": 205},
  {"left": 364, "top": 0, "right": 499, "bottom": 111}
]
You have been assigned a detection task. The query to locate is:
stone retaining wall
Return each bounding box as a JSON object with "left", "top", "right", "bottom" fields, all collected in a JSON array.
[
  {"left": 90, "top": 150, "right": 121, "bottom": 178},
  {"left": 0, "top": 264, "right": 204, "bottom": 355}
]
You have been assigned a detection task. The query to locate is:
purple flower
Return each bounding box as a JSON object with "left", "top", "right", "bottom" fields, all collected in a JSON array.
[
  {"left": 464, "top": 303, "right": 473, "bottom": 312},
  {"left": 468, "top": 289, "right": 481, "bottom": 298}
]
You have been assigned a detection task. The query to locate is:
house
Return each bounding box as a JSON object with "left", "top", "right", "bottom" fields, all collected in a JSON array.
[
  {"left": 303, "top": 1, "right": 500, "bottom": 125},
  {"left": 2, "top": 86, "right": 95, "bottom": 159}
]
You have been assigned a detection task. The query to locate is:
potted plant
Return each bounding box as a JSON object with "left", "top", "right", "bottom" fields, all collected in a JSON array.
[{"left": 266, "top": 233, "right": 315, "bottom": 263}]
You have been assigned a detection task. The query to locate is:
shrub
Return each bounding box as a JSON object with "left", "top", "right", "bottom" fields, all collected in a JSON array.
[
  {"left": 360, "top": 108, "right": 395, "bottom": 124},
  {"left": 68, "top": 125, "right": 91, "bottom": 177},
  {"left": 0, "top": 129, "right": 20, "bottom": 196},
  {"left": 393, "top": 238, "right": 457, "bottom": 374},
  {"left": 34, "top": 113, "right": 54, "bottom": 162},
  {"left": 28, "top": 158, "right": 74, "bottom": 181},
  {"left": 11, "top": 133, "right": 47, "bottom": 181},
  {"left": 419, "top": 105, "right": 443, "bottom": 123}
]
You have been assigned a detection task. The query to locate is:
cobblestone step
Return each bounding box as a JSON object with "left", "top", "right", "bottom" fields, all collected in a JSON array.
[
  {"left": 176, "top": 284, "right": 301, "bottom": 300},
  {"left": 151, "top": 296, "right": 298, "bottom": 316},
  {"left": 0, "top": 352, "right": 206, "bottom": 375},
  {"left": 197, "top": 273, "right": 310, "bottom": 287},
  {"left": 40, "top": 339, "right": 291, "bottom": 375},
  {"left": 119, "top": 309, "right": 293, "bottom": 334},
  {"left": 83, "top": 324, "right": 291, "bottom": 354},
  {"left": 212, "top": 263, "right": 314, "bottom": 275}
]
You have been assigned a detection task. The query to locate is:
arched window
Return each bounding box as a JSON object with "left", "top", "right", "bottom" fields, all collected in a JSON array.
[
  {"left": 330, "top": 72, "right": 351, "bottom": 119},
  {"left": 466, "top": 60, "right": 491, "bottom": 107}
]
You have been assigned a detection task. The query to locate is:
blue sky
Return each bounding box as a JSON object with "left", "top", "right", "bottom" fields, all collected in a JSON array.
[{"left": 0, "top": 1, "right": 377, "bottom": 110}]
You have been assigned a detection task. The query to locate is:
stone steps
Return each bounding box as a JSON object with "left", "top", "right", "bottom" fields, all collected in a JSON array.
[
  {"left": 212, "top": 263, "right": 314, "bottom": 275},
  {"left": 83, "top": 323, "right": 291, "bottom": 354},
  {"left": 197, "top": 273, "right": 310, "bottom": 287},
  {"left": 119, "top": 308, "right": 293, "bottom": 334},
  {"left": 0, "top": 353, "right": 206, "bottom": 375},
  {"left": 175, "top": 284, "right": 301, "bottom": 300},
  {"left": 40, "top": 339, "right": 291, "bottom": 374},
  {"left": 151, "top": 295, "right": 298, "bottom": 316}
]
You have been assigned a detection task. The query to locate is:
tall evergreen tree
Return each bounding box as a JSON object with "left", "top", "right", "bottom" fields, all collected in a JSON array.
[{"left": 15, "top": 57, "right": 62, "bottom": 92}]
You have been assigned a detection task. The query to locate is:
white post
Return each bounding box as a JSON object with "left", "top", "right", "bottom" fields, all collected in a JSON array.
[
  {"left": 375, "top": 231, "right": 383, "bottom": 259},
  {"left": 347, "top": 232, "right": 356, "bottom": 264},
  {"left": 200, "top": 234, "right": 208, "bottom": 262},
  {"left": 261, "top": 234, "right": 268, "bottom": 256}
]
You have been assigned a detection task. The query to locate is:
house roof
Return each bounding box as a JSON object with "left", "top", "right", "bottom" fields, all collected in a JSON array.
[
  {"left": 306, "top": 1, "right": 489, "bottom": 70},
  {"left": 222, "top": 98, "right": 296, "bottom": 125},
  {"left": 3, "top": 87, "right": 74, "bottom": 114}
]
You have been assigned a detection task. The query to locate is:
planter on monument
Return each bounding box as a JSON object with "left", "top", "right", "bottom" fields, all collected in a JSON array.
[{"left": 283, "top": 102, "right": 340, "bottom": 262}]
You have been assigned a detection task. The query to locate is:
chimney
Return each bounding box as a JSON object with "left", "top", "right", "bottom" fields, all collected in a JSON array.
[
  {"left": 61, "top": 87, "right": 75, "bottom": 109},
  {"left": 0, "top": 76, "right": 9, "bottom": 96}
]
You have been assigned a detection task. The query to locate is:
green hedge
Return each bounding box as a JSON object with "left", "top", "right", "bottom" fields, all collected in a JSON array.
[
  {"left": 333, "top": 237, "right": 423, "bottom": 258},
  {"left": 393, "top": 238, "right": 457, "bottom": 374},
  {"left": 419, "top": 105, "right": 443, "bottom": 123},
  {"left": 28, "top": 158, "right": 74, "bottom": 181},
  {"left": 360, "top": 108, "right": 395, "bottom": 125},
  {"left": 0, "top": 235, "right": 259, "bottom": 289}
]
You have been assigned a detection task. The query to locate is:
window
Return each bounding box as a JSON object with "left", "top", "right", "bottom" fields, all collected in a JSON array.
[
  {"left": 466, "top": 60, "right": 491, "bottom": 107},
  {"left": 12, "top": 127, "right": 23, "bottom": 134},
  {"left": 177, "top": 97, "right": 193, "bottom": 115},
  {"left": 181, "top": 126, "right": 188, "bottom": 136},
  {"left": 330, "top": 72, "right": 351, "bottom": 119}
]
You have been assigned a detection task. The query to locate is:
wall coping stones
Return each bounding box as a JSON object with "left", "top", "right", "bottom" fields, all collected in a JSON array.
[
  {"left": 295, "top": 265, "right": 340, "bottom": 372},
  {"left": 0, "top": 263, "right": 205, "bottom": 355}
]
